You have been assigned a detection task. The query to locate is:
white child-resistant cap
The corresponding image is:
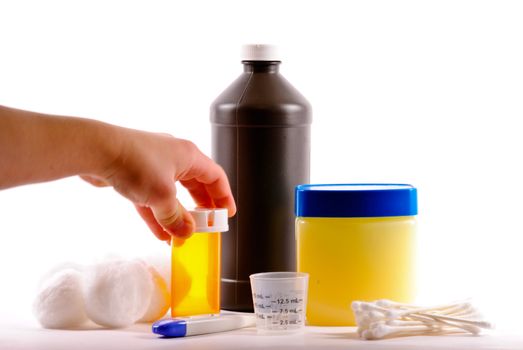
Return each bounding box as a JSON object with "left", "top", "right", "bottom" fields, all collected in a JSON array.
[
  {"left": 241, "top": 44, "right": 280, "bottom": 61},
  {"left": 189, "top": 208, "right": 229, "bottom": 233}
]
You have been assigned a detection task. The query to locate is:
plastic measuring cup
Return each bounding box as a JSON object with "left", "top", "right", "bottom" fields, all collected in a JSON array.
[{"left": 249, "top": 272, "right": 309, "bottom": 333}]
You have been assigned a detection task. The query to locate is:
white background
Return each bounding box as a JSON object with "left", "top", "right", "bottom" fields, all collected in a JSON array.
[{"left": 0, "top": 0, "right": 522, "bottom": 332}]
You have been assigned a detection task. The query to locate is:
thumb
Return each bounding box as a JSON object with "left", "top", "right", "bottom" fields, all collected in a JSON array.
[{"left": 150, "top": 197, "right": 195, "bottom": 239}]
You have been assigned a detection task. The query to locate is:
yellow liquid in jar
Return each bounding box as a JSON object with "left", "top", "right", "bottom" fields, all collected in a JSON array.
[
  {"left": 171, "top": 231, "right": 221, "bottom": 317},
  {"left": 296, "top": 216, "right": 416, "bottom": 326}
]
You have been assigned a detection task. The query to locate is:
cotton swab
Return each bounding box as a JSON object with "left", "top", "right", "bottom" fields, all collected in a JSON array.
[
  {"left": 352, "top": 299, "right": 493, "bottom": 340},
  {"left": 407, "top": 313, "right": 482, "bottom": 335},
  {"left": 418, "top": 313, "right": 493, "bottom": 329}
]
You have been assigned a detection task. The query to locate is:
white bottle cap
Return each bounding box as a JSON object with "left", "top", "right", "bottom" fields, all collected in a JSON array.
[
  {"left": 241, "top": 44, "right": 280, "bottom": 61},
  {"left": 189, "top": 208, "right": 229, "bottom": 233}
]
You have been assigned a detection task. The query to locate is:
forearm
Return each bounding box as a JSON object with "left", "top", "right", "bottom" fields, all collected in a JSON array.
[{"left": 0, "top": 105, "right": 121, "bottom": 189}]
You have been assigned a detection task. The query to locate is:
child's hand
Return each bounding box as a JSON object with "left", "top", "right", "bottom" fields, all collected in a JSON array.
[{"left": 83, "top": 128, "right": 236, "bottom": 241}]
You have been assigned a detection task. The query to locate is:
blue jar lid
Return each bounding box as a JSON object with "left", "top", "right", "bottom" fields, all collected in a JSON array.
[{"left": 295, "top": 184, "right": 418, "bottom": 218}]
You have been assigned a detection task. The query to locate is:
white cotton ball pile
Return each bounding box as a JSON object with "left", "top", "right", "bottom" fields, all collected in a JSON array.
[
  {"left": 139, "top": 264, "right": 171, "bottom": 323},
  {"left": 142, "top": 253, "right": 171, "bottom": 291},
  {"left": 83, "top": 259, "right": 153, "bottom": 328},
  {"left": 36, "top": 262, "right": 85, "bottom": 289},
  {"left": 139, "top": 252, "right": 171, "bottom": 323},
  {"left": 33, "top": 255, "right": 172, "bottom": 330},
  {"left": 33, "top": 268, "right": 88, "bottom": 329}
]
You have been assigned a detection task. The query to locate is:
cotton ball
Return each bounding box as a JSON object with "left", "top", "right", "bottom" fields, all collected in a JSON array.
[
  {"left": 84, "top": 259, "right": 153, "bottom": 328},
  {"left": 37, "top": 262, "right": 84, "bottom": 289},
  {"left": 139, "top": 264, "right": 171, "bottom": 323},
  {"left": 33, "top": 268, "right": 88, "bottom": 329},
  {"left": 139, "top": 253, "right": 171, "bottom": 323},
  {"left": 142, "top": 251, "right": 171, "bottom": 289}
]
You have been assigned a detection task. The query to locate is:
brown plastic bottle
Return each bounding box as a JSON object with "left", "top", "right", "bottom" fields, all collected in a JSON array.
[{"left": 210, "top": 45, "right": 312, "bottom": 311}]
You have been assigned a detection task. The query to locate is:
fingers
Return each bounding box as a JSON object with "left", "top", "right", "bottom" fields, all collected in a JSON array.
[
  {"left": 204, "top": 174, "right": 237, "bottom": 217},
  {"left": 111, "top": 134, "right": 235, "bottom": 242},
  {"left": 178, "top": 152, "right": 236, "bottom": 217},
  {"left": 135, "top": 180, "right": 196, "bottom": 239},
  {"left": 148, "top": 187, "right": 195, "bottom": 239},
  {"left": 179, "top": 179, "right": 215, "bottom": 208},
  {"left": 135, "top": 205, "right": 172, "bottom": 242}
]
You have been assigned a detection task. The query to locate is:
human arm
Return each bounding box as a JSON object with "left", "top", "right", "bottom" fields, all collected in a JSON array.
[{"left": 0, "top": 105, "right": 236, "bottom": 240}]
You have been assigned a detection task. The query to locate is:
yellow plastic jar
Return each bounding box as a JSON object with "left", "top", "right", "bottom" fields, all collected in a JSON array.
[
  {"left": 295, "top": 184, "right": 417, "bottom": 326},
  {"left": 171, "top": 208, "right": 228, "bottom": 317}
]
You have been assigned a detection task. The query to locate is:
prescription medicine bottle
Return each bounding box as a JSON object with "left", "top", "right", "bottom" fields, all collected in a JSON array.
[
  {"left": 295, "top": 184, "right": 417, "bottom": 326},
  {"left": 171, "top": 208, "right": 228, "bottom": 317}
]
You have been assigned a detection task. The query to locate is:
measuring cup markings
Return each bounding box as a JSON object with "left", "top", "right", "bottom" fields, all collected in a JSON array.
[
  {"left": 250, "top": 272, "right": 309, "bottom": 332},
  {"left": 252, "top": 291, "right": 306, "bottom": 327}
]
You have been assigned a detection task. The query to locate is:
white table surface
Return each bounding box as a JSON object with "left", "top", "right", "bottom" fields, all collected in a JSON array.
[{"left": 2, "top": 319, "right": 523, "bottom": 350}]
